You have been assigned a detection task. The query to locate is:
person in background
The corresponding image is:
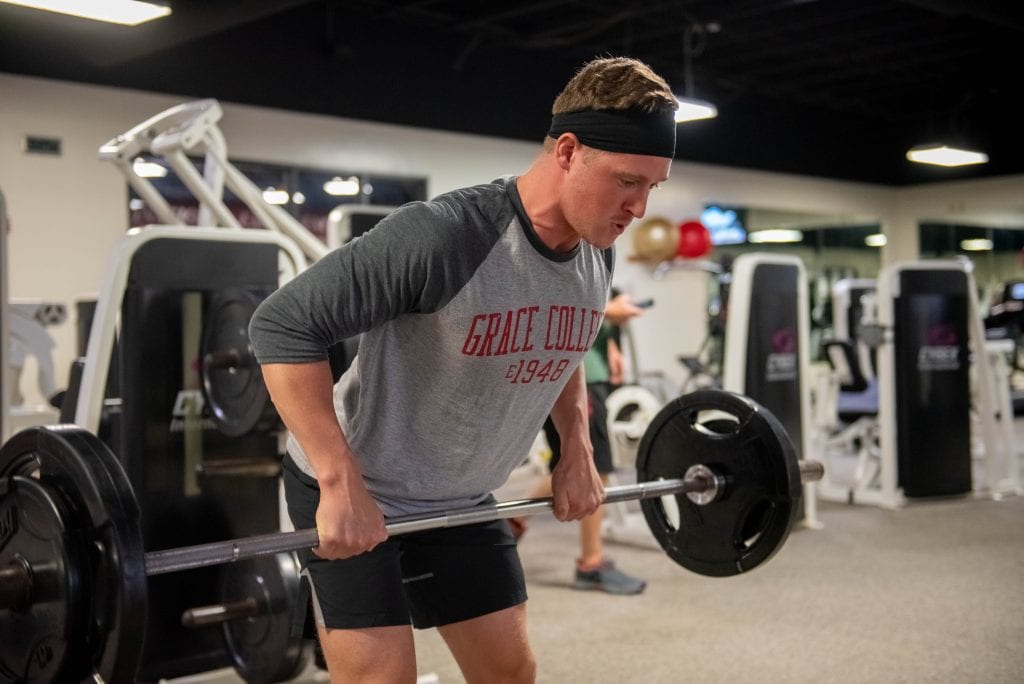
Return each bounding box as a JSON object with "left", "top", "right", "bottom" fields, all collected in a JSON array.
[
  {"left": 250, "top": 57, "right": 677, "bottom": 682},
  {"left": 513, "top": 291, "right": 649, "bottom": 594}
]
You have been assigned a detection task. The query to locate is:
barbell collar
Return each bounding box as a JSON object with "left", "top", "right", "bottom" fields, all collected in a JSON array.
[
  {"left": 143, "top": 460, "right": 823, "bottom": 577},
  {"left": 0, "top": 560, "right": 31, "bottom": 611}
]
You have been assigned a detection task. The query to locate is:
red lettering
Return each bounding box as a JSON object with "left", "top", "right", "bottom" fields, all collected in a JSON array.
[
  {"left": 461, "top": 314, "right": 488, "bottom": 355},
  {"left": 586, "top": 309, "right": 603, "bottom": 349},
  {"left": 549, "top": 358, "right": 570, "bottom": 382},
  {"left": 521, "top": 306, "right": 538, "bottom": 352},
  {"left": 572, "top": 306, "right": 589, "bottom": 351},
  {"left": 557, "top": 306, "right": 574, "bottom": 350},
  {"left": 478, "top": 312, "right": 503, "bottom": 357},
  {"left": 544, "top": 306, "right": 558, "bottom": 350},
  {"left": 495, "top": 311, "right": 514, "bottom": 356}
]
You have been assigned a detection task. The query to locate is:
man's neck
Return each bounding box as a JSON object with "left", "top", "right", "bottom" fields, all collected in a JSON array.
[{"left": 516, "top": 158, "right": 579, "bottom": 254}]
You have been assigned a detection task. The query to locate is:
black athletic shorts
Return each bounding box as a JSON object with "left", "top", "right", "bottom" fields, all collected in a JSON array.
[
  {"left": 542, "top": 381, "right": 614, "bottom": 474},
  {"left": 281, "top": 454, "right": 527, "bottom": 630}
]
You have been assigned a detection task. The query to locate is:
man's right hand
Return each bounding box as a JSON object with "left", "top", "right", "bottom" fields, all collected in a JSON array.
[{"left": 313, "top": 480, "right": 388, "bottom": 559}]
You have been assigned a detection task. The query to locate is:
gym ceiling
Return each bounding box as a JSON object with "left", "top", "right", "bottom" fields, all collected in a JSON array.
[{"left": 1, "top": 0, "right": 1022, "bottom": 186}]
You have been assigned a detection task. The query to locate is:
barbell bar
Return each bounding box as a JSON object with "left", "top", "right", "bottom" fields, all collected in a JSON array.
[
  {"left": 146, "top": 459, "right": 823, "bottom": 577},
  {"left": 0, "top": 460, "right": 824, "bottom": 600}
]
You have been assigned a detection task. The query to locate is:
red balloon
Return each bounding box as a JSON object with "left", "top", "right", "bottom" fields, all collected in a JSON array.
[{"left": 677, "top": 220, "right": 712, "bottom": 259}]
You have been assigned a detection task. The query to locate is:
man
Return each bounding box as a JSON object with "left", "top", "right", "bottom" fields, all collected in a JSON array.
[{"left": 250, "top": 56, "right": 677, "bottom": 682}]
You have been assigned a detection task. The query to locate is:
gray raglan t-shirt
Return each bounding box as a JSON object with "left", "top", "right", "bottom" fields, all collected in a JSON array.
[{"left": 249, "top": 176, "right": 612, "bottom": 516}]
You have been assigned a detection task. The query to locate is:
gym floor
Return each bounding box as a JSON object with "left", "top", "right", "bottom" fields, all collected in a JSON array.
[{"left": 170, "top": 420, "right": 1024, "bottom": 684}]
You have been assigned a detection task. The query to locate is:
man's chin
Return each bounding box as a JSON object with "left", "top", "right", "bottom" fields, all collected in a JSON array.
[{"left": 581, "top": 233, "right": 618, "bottom": 250}]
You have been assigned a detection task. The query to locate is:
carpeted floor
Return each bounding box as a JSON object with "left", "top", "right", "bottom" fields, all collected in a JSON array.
[{"left": 410, "top": 431, "right": 1024, "bottom": 683}]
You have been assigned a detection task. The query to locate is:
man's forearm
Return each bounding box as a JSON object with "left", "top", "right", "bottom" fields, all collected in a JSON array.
[
  {"left": 548, "top": 365, "right": 592, "bottom": 460},
  {"left": 260, "top": 361, "right": 361, "bottom": 488}
]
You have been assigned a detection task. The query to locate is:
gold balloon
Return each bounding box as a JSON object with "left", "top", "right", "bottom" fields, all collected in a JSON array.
[{"left": 631, "top": 216, "right": 679, "bottom": 262}]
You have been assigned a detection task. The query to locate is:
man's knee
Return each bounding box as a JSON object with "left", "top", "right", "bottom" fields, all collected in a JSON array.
[
  {"left": 463, "top": 650, "right": 536, "bottom": 684},
  {"left": 319, "top": 625, "right": 418, "bottom": 682}
]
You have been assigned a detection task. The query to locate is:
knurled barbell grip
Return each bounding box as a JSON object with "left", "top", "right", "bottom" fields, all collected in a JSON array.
[{"left": 143, "top": 460, "right": 824, "bottom": 577}]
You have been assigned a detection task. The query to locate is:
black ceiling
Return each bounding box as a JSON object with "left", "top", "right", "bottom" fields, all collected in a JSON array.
[{"left": 2, "top": 0, "right": 1023, "bottom": 186}]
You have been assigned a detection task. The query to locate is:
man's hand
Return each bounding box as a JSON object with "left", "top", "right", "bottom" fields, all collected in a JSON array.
[
  {"left": 550, "top": 442, "right": 605, "bottom": 521},
  {"left": 313, "top": 477, "right": 389, "bottom": 559}
]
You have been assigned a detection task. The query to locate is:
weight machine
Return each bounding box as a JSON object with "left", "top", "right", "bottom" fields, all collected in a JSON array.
[
  {"left": 722, "top": 253, "right": 820, "bottom": 528},
  {"left": 815, "top": 262, "right": 1020, "bottom": 508},
  {"left": 61, "top": 100, "right": 317, "bottom": 681}
]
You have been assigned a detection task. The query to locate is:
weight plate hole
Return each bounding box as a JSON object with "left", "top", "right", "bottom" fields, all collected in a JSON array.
[
  {"left": 691, "top": 413, "right": 739, "bottom": 437},
  {"left": 736, "top": 499, "right": 773, "bottom": 551},
  {"left": 657, "top": 494, "right": 681, "bottom": 530}
]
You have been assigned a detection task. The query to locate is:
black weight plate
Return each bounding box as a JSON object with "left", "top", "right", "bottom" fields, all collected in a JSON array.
[
  {"left": 0, "top": 426, "right": 148, "bottom": 682},
  {"left": 0, "top": 475, "right": 86, "bottom": 682},
  {"left": 201, "top": 290, "right": 272, "bottom": 437},
  {"left": 221, "top": 552, "right": 308, "bottom": 684},
  {"left": 636, "top": 390, "right": 802, "bottom": 577}
]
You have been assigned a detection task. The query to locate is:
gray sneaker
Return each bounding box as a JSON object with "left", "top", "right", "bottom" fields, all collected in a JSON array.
[{"left": 573, "top": 559, "right": 647, "bottom": 595}]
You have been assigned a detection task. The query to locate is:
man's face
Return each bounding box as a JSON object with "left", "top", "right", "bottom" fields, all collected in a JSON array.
[{"left": 562, "top": 147, "right": 671, "bottom": 250}]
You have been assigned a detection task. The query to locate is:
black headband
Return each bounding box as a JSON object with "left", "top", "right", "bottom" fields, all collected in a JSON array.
[{"left": 547, "top": 108, "right": 676, "bottom": 159}]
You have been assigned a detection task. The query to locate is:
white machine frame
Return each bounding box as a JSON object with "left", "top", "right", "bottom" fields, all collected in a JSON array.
[
  {"left": 73, "top": 225, "right": 304, "bottom": 435},
  {"left": 99, "top": 98, "right": 329, "bottom": 266}
]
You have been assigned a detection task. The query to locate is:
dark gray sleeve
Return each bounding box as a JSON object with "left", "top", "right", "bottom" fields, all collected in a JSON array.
[{"left": 249, "top": 198, "right": 502, "bottom": 363}]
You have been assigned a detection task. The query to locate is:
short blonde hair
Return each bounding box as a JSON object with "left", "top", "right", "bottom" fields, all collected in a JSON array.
[{"left": 552, "top": 57, "right": 677, "bottom": 116}]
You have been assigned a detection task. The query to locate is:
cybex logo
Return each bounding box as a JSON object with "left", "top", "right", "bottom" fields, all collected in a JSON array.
[
  {"left": 169, "top": 389, "right": 217, "bottom": 432},
  {"left": 917, "top": 345, "right": 959, "bottom": 372}
]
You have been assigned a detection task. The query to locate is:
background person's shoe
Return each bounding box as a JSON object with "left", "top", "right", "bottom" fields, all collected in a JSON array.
[{"left": 573, "top": 559, "right": 646, "bottom": 595}]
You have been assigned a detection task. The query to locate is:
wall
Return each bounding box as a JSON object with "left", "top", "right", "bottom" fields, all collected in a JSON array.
[{"left": 2, "top": 73, "right": 1021, "bottom": 403}]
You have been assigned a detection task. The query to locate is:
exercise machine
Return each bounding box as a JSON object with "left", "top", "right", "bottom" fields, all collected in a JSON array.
[
  {"left": 817, "top": 261, "right": 1020, "bottom": 508},
  {"left": 722, "top": 253, "right": 819, "bottom": 527},
  {"left": 60, "top": 100, "right": 315, "bottom": 681}
]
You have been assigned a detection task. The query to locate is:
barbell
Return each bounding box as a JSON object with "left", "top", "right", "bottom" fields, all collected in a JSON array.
[{"left": 0, "top": 389, "right": 823, "bottom": 682}]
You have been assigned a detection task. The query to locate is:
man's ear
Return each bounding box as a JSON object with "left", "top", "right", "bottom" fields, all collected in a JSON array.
[{"left": 553, "top": 133, "right": 579, "bottom": 171}]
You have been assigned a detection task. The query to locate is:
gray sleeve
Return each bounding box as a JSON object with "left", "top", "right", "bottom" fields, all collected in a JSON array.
[{"left": 249, "top": 198, "right": 502, "bottom": 364}]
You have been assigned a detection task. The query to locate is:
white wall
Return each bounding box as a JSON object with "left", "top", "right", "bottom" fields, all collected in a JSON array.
[{"left": 2, "top": 73, "right": 1021, "bottom": 403}]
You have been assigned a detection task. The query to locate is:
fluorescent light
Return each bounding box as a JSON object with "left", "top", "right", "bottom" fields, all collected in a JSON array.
[
  {"left": 960, "top": 238, "right": 993, "bottom": 251},
  {"left": 675, "top": 96, "right": 717, "bottom": 123},
  {"left": 292, "top": 192, "right": 306, "bottom": 206},
  {"left": 262, "top": 188, "right": 289, "bottom": 205},
  {"left": 865, "top": 233, "right": 887, "bottom": 247},
  {"left": 132, "top": 157, "right": 166, "bottom": 178},
  {"left": 1, "top": 0, "right": 171, "bottom": 25},
  {"left": 323, "top": 176, "right": 361, "bottom": 196},
  {"left": 906, "top": 144, "right": 988, "bottom": 167},
  {"left": 748, "top": 229, "right": 803, "bottom": 244}
]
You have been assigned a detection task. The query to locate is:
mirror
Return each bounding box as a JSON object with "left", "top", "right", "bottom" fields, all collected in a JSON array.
[
  {"left": 919, "top": 220, "right": 1024, "bottom": 314},
  {"left": 699, "top": 204, "right": 882, "bottom": 361}
]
